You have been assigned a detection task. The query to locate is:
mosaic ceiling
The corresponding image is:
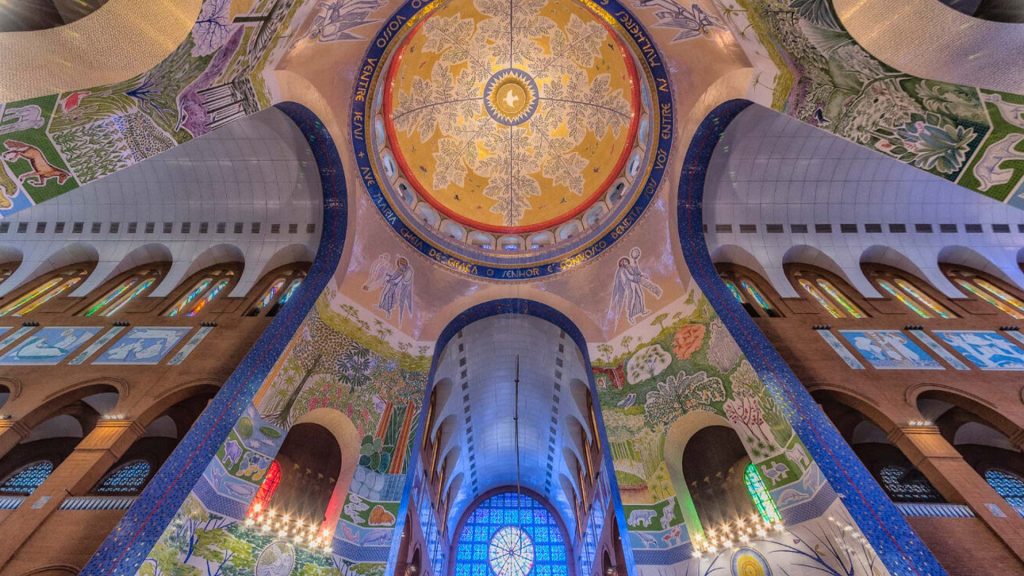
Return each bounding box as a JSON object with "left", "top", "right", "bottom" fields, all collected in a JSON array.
[{"left": 355, "top": 0, "right": 670, "bottom": 279}]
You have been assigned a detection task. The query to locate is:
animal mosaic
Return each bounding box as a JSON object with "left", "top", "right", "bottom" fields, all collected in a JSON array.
[{"left": 1, "top": 140, "right": 69, "bottom": 187}]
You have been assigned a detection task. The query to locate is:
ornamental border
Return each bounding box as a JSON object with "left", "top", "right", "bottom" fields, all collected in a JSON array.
[{"left": 351, "top": 0, "right": 674, "bottom": 280}]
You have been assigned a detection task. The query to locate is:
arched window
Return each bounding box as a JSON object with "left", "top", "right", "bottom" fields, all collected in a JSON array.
[
  {"left": 0, "top": 267, "right": 90, "bottom": 317},
  {"left": 245, "top": 268, "right": 306, "bottom": 317},
  {"left": 82, "top": 268, "right": 163, "bottom": 317},
  {"left": 453, "top": 491, "right": 568, "bottom": 576},
  {"left": 984, "top": 469, "right": 1024, "bottom": 509},
  {"left": 793, "top": 271, "right": 866, "bottom": 319},
  {"left": 0, "top": 267, "right": 14, "bottom": 286},
  {"left": 165, "top": 269, "right": 236, "bottom": 317},
  {"left": 743, "top": 463, "right": 781, "bottom": 524},
  {"left": 94, "top": 460, "right": 152, "bottom": 494},
  {"left": 0, "top": 461, "right": 54, "bottom": 495},
  {"left": 869, "top": 270, "right": 954, "bottom": 318},
  {"left": 717, "top": 268, "right": 781, "bottom": 318},
  {"left": 878, "top": 465, "right": 943, "bottom": 503},
  {"left": 947, "top": 268, "right": 1024, "bottom": 319}
]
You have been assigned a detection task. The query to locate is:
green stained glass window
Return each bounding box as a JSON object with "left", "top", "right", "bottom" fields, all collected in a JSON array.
[
  {"left": 744, "top": 463, "right": 781, "bottom": 524},
  {"left": 817, "top": 279, "right": 866, "bottom": 318}
]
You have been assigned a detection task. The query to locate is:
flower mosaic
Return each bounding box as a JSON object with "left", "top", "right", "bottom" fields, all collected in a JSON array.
[{"left": 355, "top": 0, "right": 674, "bottom": 279}]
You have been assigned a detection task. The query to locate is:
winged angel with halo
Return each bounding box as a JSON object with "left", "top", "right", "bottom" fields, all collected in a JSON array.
[
  {"left": 363, "top": 253, "right": 415, "bottom": 326},
  {"left": 611, "top": 247, "right": 663, "bottom": 325}
]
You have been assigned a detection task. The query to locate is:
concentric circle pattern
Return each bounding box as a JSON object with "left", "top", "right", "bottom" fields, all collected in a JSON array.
[
  {"left": 488, "top": 526, "right": 535, "bottom": 576},
  {"left": 356, "top": 0, "right": 672, "bottom": 279}
]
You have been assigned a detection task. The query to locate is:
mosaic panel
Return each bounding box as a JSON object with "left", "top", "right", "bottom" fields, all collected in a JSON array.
[
  {"left": 94, "top": 327, "right": 192, "bottom": 365},
  {"left": 0, "top": 326, "right": 101, "bottom": 365},
  {"left": 934, "top": 330, "right": 1024, "bottom": 370},
  {"left": 839, "top": 330, "right": 943, "bottom": 370}
]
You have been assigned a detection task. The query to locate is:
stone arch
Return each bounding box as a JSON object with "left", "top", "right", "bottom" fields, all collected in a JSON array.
[
  {"left": 783, "top": 245, "right": 875, "bottom": 299},
  {"left": 663, "top": 411, "right": 734, "bottom": 536},
  {"left": 710, "top": 245, "right": 774, "bottom": 292},
  {"left": 131, "top": 381, "right": 219, "bottom": 429},
  {"left": 152, "top": 243, "right": 245, "bottom": 299},
  {"left": 26, "top": 381, "right": 125, "bottom": 430},
  {"left": 812, "top": 389, "right": 947, "bottom": 504},
  {"left": 939, "top": 245, "right": 1024, "bottom": 291},
  {"left": 0, "top": 245, "right": 98, "bottom": 299},
  {"left": 291, "top": 408, "right": 361, "bottom": 530}
]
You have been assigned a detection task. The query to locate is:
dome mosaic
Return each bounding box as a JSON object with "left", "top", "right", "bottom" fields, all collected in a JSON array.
[{"left": 353, "top": 0, "right": 672, "bottom": 279}]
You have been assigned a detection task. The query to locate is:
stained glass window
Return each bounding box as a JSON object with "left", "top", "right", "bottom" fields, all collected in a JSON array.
[
  {"left": 165, "top": 269, "right": 235, "bottom": 317},
  {"left": 985, "top": 469, "right": 1024, "bottom": 509},
  {"left": 799, "top": 278, "right": 845, "bottom": 318},
  {"left": 0, "top": 269, "right": 88, "bottom": 317},
  {"left": 454, "top": 491, "right": 568, "bottom": 576},
  {"left": 95, "top": 460, "right": 151, "bottom": 494},
  {"left": 84, "top": 270, "right": 161, "bottom": 317},
  {"left": 724, "top": 279, "right": 746, "bottom": 305},
  {"left": 893, "top": 278, "right": 954, "bottom": 318},
  {"left": 185, "top": 278, "right": 229, "bottom": 317},
  {"left": 246, "top": 271, "right": 305, "bottom": 317},
  {"left": 250, "top": 460, "right": 282, "bottom": 516},
  {"left": 879, "top": 465, "right": 943, "bottom": 502},
  {"left": 951, "top": 271, "right": 1024, "bottom": 319},
  {"left": 744, "top": 463, "right": 781, "bottom": 524},
  {"left": 0, "top": 460, "right": 54, "bottom": 494},
  {"left": 817, "top": 279, "right": 866, "bottom": 318},
  {"left": 741, "top": 278, "right": 780, "bottom": 317}
]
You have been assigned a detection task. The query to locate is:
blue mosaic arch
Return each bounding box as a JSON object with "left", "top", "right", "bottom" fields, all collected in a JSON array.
[
  {"left": 394, "top": 298, "right": 639, "bottom": 574},
  {"left": 81, "top": 102, "right": 349, "bottom": 576},
  {"left": 676, "top": 99, "right": 946, "bottom": 576}
]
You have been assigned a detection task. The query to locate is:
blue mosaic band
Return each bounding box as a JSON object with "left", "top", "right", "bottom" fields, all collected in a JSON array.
[
  {"left": 81, "top": 102, "right": 349, "bottom": 575},
  {"left": 676, "top": 99, "right": 947, "bottom": 576}
]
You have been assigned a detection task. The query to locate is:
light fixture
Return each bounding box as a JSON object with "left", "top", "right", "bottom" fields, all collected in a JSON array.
[
  {"left": 691, "top": 513, "right": 784, "bottom": 557},
  {"left": 245, "top": 504, "right": 333, "bottom": 553}
]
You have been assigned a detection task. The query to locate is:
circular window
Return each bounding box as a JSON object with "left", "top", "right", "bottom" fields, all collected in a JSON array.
[
  {"left": 488, "top": 526, "right": 535, "bottom": 576},
  {"left": 353, "top": 0, "right": 673, "bottom": 279}
]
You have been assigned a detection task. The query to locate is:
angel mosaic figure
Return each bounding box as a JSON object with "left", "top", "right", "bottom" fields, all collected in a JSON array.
[
  {"left": 364, "top": 254, "right": 415, "bottom": 325},
  {"left": 611, "top": 247, "right": 663, "bottom": 325}
]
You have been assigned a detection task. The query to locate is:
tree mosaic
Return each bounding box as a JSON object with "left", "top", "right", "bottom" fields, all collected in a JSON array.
[
  {"left": 138, "top": 296, "right": 430, "bottom": 576},
  {"left": 720, "top": 0, "right": 1024, "bottom": 207},
  {"left": 593, "top": 289, "right": 888, "bottom": 574}
]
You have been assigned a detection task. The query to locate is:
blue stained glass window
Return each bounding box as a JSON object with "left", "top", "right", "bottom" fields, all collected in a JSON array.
[
  {"left": 454, "top": 492, "right": 568, "bottom": 576},
  {"left": 95, "top": 460, "right": 151, "bottom": 494},
  {"left": 985, "top": 469, "right": 1024, "bottom": 508},
  {"left": 0, "top": 460, "right": 54, "bottom": 494},
  {"left": 879, "top": 465, "right": 943, "bottom": 502}
]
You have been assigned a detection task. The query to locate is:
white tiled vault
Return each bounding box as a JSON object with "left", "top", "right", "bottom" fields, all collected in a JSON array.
[
  {"left": 0, "top": 107, "right": 323, "bottom": 299},
  {"left": 704, "top": 105, "right": 1024, "bottom": 299},
  {"left": 427, "top": 314, "right": 595, "bottom": 538}
]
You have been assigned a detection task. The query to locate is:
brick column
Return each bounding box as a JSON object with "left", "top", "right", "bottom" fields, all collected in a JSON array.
[
  {"left": 0, "top": 420, "right": 31, "bottom": 460},
  {"left": 890, "top": 425, "right": 1024, "bottom": 561},
  {"left": 0, "top": 419, "right": 143, "bottom": 568}
]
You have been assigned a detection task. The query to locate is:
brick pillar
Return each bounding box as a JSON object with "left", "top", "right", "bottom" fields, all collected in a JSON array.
[
  {"left": 0, "top": 420, "right": 31, "bottom": 460},
  {"left": 890, "top": 425, "right": 1024, "bottom": 562},
  {"left": 0, "top": 419, "right": 143, "bottom": 568}
]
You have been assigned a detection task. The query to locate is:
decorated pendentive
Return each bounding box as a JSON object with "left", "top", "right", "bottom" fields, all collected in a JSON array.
[{"left": 352, "top": 0, "right": 673, "bottom": 279}]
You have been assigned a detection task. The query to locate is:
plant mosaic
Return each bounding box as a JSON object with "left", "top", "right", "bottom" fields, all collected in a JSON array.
[
  {"left": 0, "top": 0, "right": 301, "bottom": 217},
  {"left": 731, "top": 0, "right": 1024, "bottom": 207},
  {"left": 592, "top": 290, "right": 891, "bottom": 573},
  {"left": 139, "top": 295, "right": 430, "bottom": 576}
]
